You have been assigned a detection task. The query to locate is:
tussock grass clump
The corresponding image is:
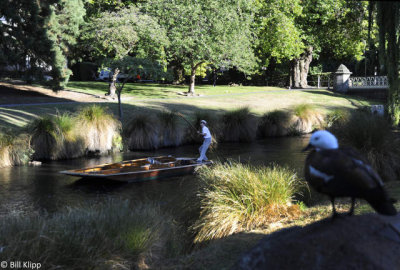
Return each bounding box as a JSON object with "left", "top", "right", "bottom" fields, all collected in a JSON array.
[
  {"left": 0, "top": 199, "right": 183, "bottom": 270},
  {"left": 329, "top": 110, "right": 400, "bottom": 181},
  {"left": 29, "top": 116, "right": 62, "bottom": 160},
  {"left": 323, "top": 109, "right": 351, "bottom": 128},
  {"left": 192, "top": 161, "right": 304, "bottom": 242},
  {"left": 157, "top": 110, "right": 184, "bottom": 147},
  {"left": 0, "top": 133, "right": 33, "bottom": 167},
  {"left": 258, "top": 110, "right": 294, "bottom": 137},
  {"left": 222, "top": 107, "right": 257, "bottom": 142},
  {"left": 125, "top": 114, "right": 160, "bottom": 150},
  {"left": 75, "top": 105, "right": 121, "bottom": 154},
  {"left": 291, "top": 104, "right": 324, "bottom": 134},
  {"left": 29, "top": 114, "right": 85, "bottom": 160}
]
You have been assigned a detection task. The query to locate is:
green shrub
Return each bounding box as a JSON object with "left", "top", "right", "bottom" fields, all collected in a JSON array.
[
  {"left": 75, "top": 105, "right": 121, "bottom": 154},
  {"left": 222, "top": 107, "right": 257, "bottom": 142},
  {"left": 0, "top": 199, "right": 183, "bottom": 270},
  {"left": 125, "top": 114, "right": 160, "bottom": 150},
  {"left": 329, "top": 110, "right": 400, "bottom": 181},
  {"left": 192, "top": 161, "right": 304, "bottom": 242}
]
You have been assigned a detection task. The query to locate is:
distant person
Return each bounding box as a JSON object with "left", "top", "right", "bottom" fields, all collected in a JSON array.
[
  {"left": 136, "top": 74, "right": 141, "bottom": 82},
  {"left": 197, "top": 120, "right": 212, "bottom": 162}
]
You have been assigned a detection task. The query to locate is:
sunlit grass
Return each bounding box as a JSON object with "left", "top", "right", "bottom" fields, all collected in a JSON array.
[
  {"left": 192, "top": 161, "right": 305, "bottom": 242},
  {"left": 0, "top": 132, "right": 32, "bottom": 167},
  {"left": 75, "top": 105, "right": 121, "bottom": 154}
]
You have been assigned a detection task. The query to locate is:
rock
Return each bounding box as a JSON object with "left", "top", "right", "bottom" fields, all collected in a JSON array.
[{"left": 232, "top": 214, "right": 400, "bottom": 270}]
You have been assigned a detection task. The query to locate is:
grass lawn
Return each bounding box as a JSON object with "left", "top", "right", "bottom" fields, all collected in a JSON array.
[
  {"left": 66, "top": 81, "right": 286, "bottom": 99},
  {"left": 0, "top": 82, "right": 379, "bottom": 131}
]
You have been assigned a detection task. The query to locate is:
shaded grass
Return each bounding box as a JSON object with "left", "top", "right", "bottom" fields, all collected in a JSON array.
[
  {"left": 0, "top": 199, "right": 183, "bottom": 270},
  {"left": 329, "top": 110, "right": 400, "bottom": 181},
  {"left": 192, "top": 161, "right": 304, "bottom": 242},
  {"left": 125, "top": 114, "right": 160, "bottom": 150},
  {"left": 157, "top": 110, "right": 184, "bottom": 147},
  {"left": 258, "top": 110, "right": 294, "bottom": 137},
  {"left": 221, "top": 107, "right": 257, "bottom": 142}
]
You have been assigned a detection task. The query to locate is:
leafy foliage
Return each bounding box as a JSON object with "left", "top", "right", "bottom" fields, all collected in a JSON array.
[{"left": 143, "top": 0, "right": 258, "bottom": 93}]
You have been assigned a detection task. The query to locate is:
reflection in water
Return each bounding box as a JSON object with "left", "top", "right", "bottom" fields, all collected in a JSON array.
[{"left": 0, "top": 136, "right": 309, "bottom": 216}]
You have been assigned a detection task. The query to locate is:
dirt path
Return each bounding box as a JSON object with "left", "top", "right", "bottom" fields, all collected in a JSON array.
[{"left": 0, "top": 81, "right": 110, "bottom": 106}]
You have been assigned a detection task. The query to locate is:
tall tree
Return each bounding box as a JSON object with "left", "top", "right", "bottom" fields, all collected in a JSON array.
[
  {"left": 143, "top": 0, "right": 258, "bottom": 95},
  {"left": 47, "top": 0, "right": 86, "bottom": 89},
  {"left": 257, "top": 0, "right": 367, "bottom": 88},
  {"left": 377, "top": 2, "right": 400, "bottom": 125},
  {"left": 0, "top": 0, "right": 85, "bottom": 89},
  {"left": 83, "top": 5, "right": 169, "bottom": 119}
]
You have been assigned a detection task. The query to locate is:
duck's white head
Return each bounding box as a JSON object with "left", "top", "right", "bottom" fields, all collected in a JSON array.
[{"left": 303, "top": 130, "right": 339, "bottom": 151}]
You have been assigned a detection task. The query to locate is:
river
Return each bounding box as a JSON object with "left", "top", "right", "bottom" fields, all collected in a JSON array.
[{"left": 0, "top": 136, "right": 309, "bottom": 217}]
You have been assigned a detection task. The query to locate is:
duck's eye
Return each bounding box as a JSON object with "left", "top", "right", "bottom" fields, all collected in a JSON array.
[{"left": 314, "top": 137, "right": 320, "bottom": 141}]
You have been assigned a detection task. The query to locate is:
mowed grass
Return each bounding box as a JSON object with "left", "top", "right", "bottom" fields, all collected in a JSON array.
[
  {"left": 0, "top": 83, "right": 378, "bottom": 131},
  {"left": 66, "top": 81, "right": 283, "bottom": 99}
]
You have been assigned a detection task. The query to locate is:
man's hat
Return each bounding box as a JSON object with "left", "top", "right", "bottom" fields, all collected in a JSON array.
[{"left": 200, "top": 120, "right": 207, "bottom": 125}]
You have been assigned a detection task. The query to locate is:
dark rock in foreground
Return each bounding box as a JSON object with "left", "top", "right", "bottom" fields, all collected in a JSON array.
[{"left": 233, "top": 214, "right": 400, "bottom": 270}]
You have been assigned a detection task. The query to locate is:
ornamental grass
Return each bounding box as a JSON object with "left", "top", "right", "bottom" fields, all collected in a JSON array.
[
  {"left": 157, "top": 110, "right": 184, "bottom": 147},
  {"left": 125, "top": 114, "right": 160, "bottom": 150},
  {"left": 75, "top": 105, "right": 121, "bottom": 154},
  {"left": 221, "top": 107, "right": 257, "bottom": 142},
  {"left": 0, "top": 132, "right": 32, "bottom": 167},
  {"left": 0, "top": 199, "right": 183, "bottom": 270},
  {"left": 29, "top": 114, "right": 85, "bottom": 160},
  {"left": 291, "top": 104, "right": 325, "bottom": 135},
  {"left": 329, "top": 110, "right": 400, "bottom": 181},
  {"left": 257, "top": 110, "right": 294, "bottom": 137},
  {"left": 192, "top": 161, "right": 304, "bottom": 242}
]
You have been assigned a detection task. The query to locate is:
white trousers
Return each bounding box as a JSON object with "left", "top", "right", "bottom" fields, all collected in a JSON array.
[{"left": 198, "top": 138, "right": 212, "bottom": 161}]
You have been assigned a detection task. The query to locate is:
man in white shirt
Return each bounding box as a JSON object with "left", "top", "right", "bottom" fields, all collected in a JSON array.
[{"left": 197, "top": 120, "right": 212, "bottom": 162}]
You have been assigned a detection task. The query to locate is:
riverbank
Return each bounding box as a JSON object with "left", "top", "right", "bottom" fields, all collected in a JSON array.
[{"left": 0, "top": 81, "right": 378, "bottom": 130}]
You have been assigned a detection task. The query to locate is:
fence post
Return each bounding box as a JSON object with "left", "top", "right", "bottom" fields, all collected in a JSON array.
[{"left": 317, "top": 75, "right": 320, "bottom": 89}]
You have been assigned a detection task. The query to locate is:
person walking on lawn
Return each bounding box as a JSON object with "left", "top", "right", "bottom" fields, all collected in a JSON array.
[{"left": 197, "top": 120, "right": 212, "bottom": 162}]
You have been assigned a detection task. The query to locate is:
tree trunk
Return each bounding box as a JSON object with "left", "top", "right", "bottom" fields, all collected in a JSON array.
[
  {"left": 290, "top": 47, "right": 313, "bottom": 88},
  {"left": 188, "top": 65, "right": 196, "bottom": 95},
  {"left": 187, "top": 62, "right": 204, "bottom": 95},
  {"left": 107, "top": 68, "right": 120, "bottom": 98}
]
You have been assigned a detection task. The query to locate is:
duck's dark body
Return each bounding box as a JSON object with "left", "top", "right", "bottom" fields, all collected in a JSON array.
[{"left": 305, "top": 147, "right": 396, "bottom": 216}]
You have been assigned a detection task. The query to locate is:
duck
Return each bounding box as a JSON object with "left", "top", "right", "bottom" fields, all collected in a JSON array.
[{"left": 303, "top": 130, "right": 397, "bottom": 217}]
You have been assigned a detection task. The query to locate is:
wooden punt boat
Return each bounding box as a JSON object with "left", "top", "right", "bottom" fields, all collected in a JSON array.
[{"left": 59, "top": 156, "right": 212, "bottom": 182}]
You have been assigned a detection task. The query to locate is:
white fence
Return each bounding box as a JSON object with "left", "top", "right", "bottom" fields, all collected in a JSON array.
[{"left": 349, "top": 76, "right": 389, "bottom": 88}]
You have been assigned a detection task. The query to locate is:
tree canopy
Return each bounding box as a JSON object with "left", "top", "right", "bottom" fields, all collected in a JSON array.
[
  {"left": 0, "top": 0, "right": 85, "bottom": 89},
  {"left": 143, "top": 0, "right": 258, "bottom": 94}
]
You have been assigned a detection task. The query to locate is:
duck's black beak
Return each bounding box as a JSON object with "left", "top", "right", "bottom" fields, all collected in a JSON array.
[{"left": 302, "top": 143, "right": 313, "bottom": 152}]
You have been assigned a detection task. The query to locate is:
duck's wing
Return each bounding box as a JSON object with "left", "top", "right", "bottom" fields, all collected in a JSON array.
[
  {"left": 306, "top": 149, "right": 381, "bottom": 191},
  {"left": 340, "top": 147, "right": 384, "bottom": 189}
]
